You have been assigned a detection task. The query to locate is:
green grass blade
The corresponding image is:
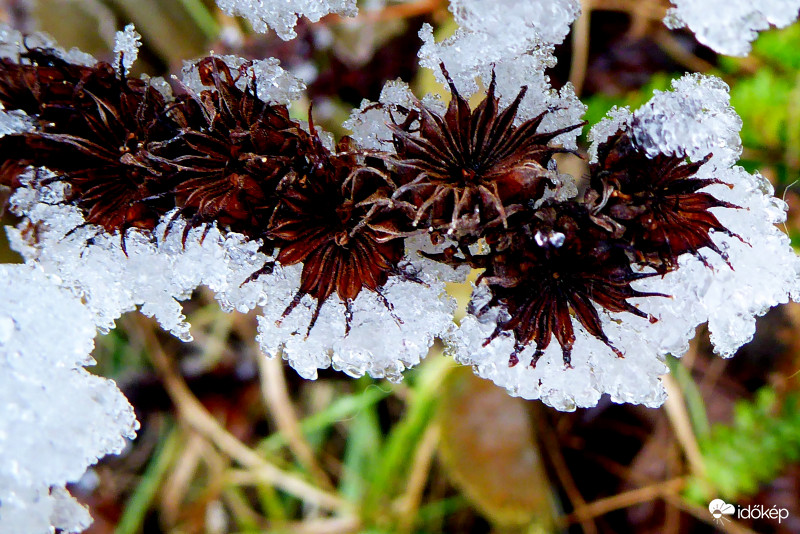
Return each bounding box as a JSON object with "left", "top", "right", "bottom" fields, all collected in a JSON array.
[
  {"left": 115, "top": 421, "right": 180, "bottom": 534},
  {"left": 258, "top": 385, "right": 391, "bottom": 452}
]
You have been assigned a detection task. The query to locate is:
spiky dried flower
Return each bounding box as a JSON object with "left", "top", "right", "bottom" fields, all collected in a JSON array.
[
  {"left": 151, "top": 57, "right": 306, "bottom": 245},
  {"left": 587, "top": 128, "right": 739, "bottom": 271},
  {"left": 0, "top": 40, "right": 745, "bottom": 382},
  {"left": 388, "top": 66, "right": 583, "bottom": 242},
  {"left": 269, "top": 128, "right": 405, "bottom": 332},
  {"left": 460, "top": 124, "right": 744, "bottom": 368},
  {"left": 476, "top": 201, "right": 663, "bottom": 367},
  {"left": 0, "top": 48, "right": 98, "bottom": 118},
  {"left": 0, "top": 48, "right": 177, "bottom": 237}
]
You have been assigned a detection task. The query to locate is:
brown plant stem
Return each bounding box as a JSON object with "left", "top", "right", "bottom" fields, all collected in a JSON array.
[
  {"left": 258, "top": 353, "right": 335, "bottom": 491},
  {"left": 136, "top": 315, "right": 349, "bottom": 512},
  {"left": 562, "top": 477, "right": 685, "bottom": 525},
  {"left": 539, "top": 412, "right": 599, "bottom": 534},
  {"left": 159, "top": 429, "right": 206, "bottom": 526},
  {"left": 663, "top": 373, "right": 707, "bottom": 478},
  {"left": 395, "top": 422, "right": 441, "bottom": 533}
]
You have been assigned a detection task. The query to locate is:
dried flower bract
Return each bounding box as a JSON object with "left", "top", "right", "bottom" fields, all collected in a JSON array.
[
  {"left": 270, "top": 129, "right": 405, "bottom": 333},
  {"left": 388, "top": 66, "right": 583, "bottom": 242}
]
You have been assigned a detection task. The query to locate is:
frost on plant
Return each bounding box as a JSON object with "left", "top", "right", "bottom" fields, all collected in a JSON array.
[
  {"left": 344, "top": 79, "right": 417, "bottom": 151},
  {"left": 622, "top": 75, "right": 800, "bottom": 357},
  {"left": 347, "top": 0, "right": 586, "bottom": 153},
  {"left": 665, "top": 0, "right": 800, "bottom": 56},
  {"left": 450, "top": 74, "right": 800, "bottom": 410},
  {"left": 4, "top": 3, "right": 800, "bottom": 533},
  {"left": 112, "top": 23, "right": 141, "bottom": 73},
  {"left": 0, "top": 38, "right": 455, "bottom": 384},
  {"left": 7, "top": 183, "right": 266, "bottom": 340},
  {"left": 0, "top": 2, "right": 798, "bottom": 417},
  {"left": 180, "top": 54, "right": 305, "bottom": 105},
  {"left": 0, "top": 264, "right": 137, "bottom": 534},
  {"left": 256, "top": 264, "right": 455, "bottom": 381},
  {"left": 0, "top": 24, "right": 95, "bottom": 66},
  {"left": 416, "top": 0, "right": 585, "bottom": 149},
  {"left": 0, "top": 11, "right": 799, "bottom": 528},
  {"left": 215, "top": 0, "right": 358, "bottom": 40}
]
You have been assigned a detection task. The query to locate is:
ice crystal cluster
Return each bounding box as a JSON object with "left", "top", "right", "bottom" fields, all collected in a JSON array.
[
  {"left": 8, "top": 182, "right": 257, "bottom": 341},
  {"left": 215, "top": 0, "right": 357, "bottom": 40},
  {"left": 112, "top": 23, "right": 140, "bottom": 73},
  {"left": 256, "top": 265, "right": 454, "bottom": 381},
  {"left": 621, "top": 76, "right": 800, "bottom": 358},
  {"left": 179, "top": 54, "right": 306, "bottom": 104},
  {"left": 665, "top": 0, "right": 800, "bottom": 56},
  {"left": 417, "top": 0, "right": 585, "bottom": 149},
  {"left": 2, "top": 0, "right": 800, "bottom": 531},
  {"left": 0, "top": 264, "right": 138, "bottom": 534}
]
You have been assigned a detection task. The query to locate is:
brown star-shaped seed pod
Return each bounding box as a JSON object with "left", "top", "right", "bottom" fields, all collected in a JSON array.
[
  {"left": 478, "top": 202, "right": 664, "bottom": 368},
  {"left": 0, "top": 49, "right": 100, "bottom": 188},
  {"left": 387, "top": 65, "right": 584, "bottom": 242},
  {"left": 0, "top": 48, "right": 100, "bottom": 117},
  {"left": 149, "top": 57, "right": 307, "bottom": 246},
  {"left": 269, "top": 128, "right": 405, "bottom": 333},
  {"left": 0, "top": 48, "right": 178, "bottom": 240},
  {"left": 588, "top": 128, "right": 740, "bottom": 272}
]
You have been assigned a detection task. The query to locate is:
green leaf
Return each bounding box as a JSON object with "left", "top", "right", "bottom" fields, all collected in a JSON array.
[
  {"left": 339, "top": 379, "right": 383, "bottom": 502},
  {"left": 257, "top": 385, "right": 390, "bottom": 453},
  {"left": 115, "top": 420, "right": 180, "bottom": 534},
  {"left": 363, "top": 357, "right": 452, "bottom": 515},
  {"left": 730, "top": 70, "right": 793, "bottom": 151}
]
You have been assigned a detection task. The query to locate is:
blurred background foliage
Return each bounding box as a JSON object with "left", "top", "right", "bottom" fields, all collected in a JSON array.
[{"left": 2, "top": 0, "right": 800, "bottom": 533}]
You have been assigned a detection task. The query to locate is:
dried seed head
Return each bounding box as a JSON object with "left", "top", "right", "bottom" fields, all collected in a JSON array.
[
  {"left": 0, "top": 48, "right": 177, "bottom": 236},
  {"left": 0, "top": 49, "right": 98, "bottom": 115},
  {"left": 151, "top": 57, "right": 306, "bottom": 245},
  {"left": 469, "top": 126, "right": 740, "bottom": 367},
  {"left": 270, "top": 131, "right": 405, "bottom": 332},
  {"left": 480, "top": 201, "right": 663, "bottom": 367},
  {"left": 588, "top": 128, "right": 739, "bottom": 271},
  {"left": 388, "top": 65, "right": 583, "bottom": 242}
]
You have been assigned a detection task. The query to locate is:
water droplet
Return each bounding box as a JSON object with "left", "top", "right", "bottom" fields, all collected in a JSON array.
[{"left": 550, "top": 232, "right": 565, "bottom": 247}]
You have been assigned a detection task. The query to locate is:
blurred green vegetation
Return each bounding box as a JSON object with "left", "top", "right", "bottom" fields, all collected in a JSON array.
[
  {"left": 582, "top": 20, "right": 800, "bottom": 186},
  {"left": 685, "top": 388, "right": 800, "bottom": 503}
]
